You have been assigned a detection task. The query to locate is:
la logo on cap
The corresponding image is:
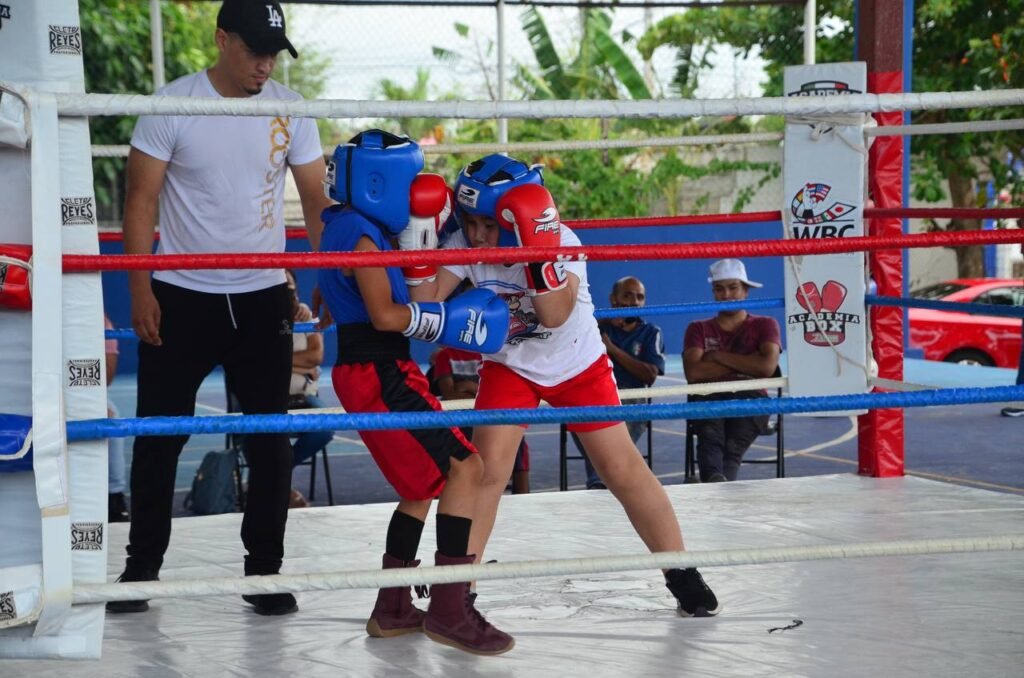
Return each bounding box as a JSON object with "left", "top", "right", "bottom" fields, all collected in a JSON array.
[{"left": 266, "top": 3, "right": 283, "bottom": 28}]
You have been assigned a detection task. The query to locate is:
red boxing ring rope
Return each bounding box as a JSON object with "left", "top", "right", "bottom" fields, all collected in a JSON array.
[{"left": 68, "top": 228, "right": 1024, "bottom": 272}]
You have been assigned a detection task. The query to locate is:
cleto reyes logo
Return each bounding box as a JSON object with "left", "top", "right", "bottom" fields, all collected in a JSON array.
[{"left": 787, "top": 280, "right": 860, "bottom": 346}]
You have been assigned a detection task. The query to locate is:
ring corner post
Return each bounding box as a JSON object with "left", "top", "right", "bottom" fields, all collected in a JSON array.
[{"left": 856, "top": 0, "right": 907, "bottom": 478}]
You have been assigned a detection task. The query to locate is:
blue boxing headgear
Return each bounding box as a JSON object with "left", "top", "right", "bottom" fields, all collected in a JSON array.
[
  {"left": 454, "top": 154, "right": 544, "bottom": 247},
  {"left": 324, "top": 129, "right": 424, "bottom": 235}
]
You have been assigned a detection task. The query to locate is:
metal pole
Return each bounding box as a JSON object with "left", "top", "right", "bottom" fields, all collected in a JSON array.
[
  {"left": 496, "top": 0, "right": 508, "bottom": 145},
  {"left": 803, "top": 0, "right": 816, "bottom": 64},
  {"left": 150, "top": 0, "right": 166, "bottom": 90}
]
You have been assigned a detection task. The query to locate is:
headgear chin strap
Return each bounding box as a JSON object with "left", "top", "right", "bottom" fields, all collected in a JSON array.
[
  {"left": 324, "top": 129, "right": 425, "bottom": 235},
  {"left": 454, "top": 154, "right": 544, "bottom": 247}
]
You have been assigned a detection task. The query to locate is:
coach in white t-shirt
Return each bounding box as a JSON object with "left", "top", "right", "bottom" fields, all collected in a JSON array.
[{"left": 109, "top": 0, "right": 331, "bottom": 618}]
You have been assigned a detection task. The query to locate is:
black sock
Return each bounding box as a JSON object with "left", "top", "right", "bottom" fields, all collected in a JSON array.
[
  {"left": 436, "top": 513, "right": 472, "bottom": 558},
  {"left": 385, "top": 510, "right": 425, "bottom": 562}
]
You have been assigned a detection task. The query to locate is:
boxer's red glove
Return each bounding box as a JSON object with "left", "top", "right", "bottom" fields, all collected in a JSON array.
[
  {"left": 398, "top": 173, "right": 452, "bottom": 286},
  {"left": 495, "top": 184, "right": 567, "bottom": 296}
]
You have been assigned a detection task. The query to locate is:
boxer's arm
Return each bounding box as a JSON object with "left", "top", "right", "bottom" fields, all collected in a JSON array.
[
  {"left": 352, "top": 236, "right": 414, "bottom": 333},
  {"left": 409, "top": 266, "right": 463, "bottom": 303},
  {"left": 531, "top": 271, "right": 578, "bottom": 328}
]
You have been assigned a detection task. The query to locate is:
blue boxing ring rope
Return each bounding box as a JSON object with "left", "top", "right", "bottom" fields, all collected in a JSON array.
[{"left": 68, "top": 384, "right": 1024, "bottom": 441}]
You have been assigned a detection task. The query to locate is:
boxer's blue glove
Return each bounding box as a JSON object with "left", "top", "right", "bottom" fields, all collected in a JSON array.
[{"left": 403, "top": 288, "right": 509, "bottom": 354}]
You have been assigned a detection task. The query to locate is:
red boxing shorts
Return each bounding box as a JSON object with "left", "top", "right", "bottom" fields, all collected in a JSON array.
[
  {"left": 332, "top": 359, "right": 476, "bottom": 501},
  {"left": 475, "top": 356, "right": 620, "bottom": 433}
]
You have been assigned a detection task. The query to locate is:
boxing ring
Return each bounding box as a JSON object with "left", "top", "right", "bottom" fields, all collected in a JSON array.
[
  {"left": 4, "top": 477, "right": 1023, "bottom": 676},
  {"left": 3, "top": 3, "right": 1024, "bottom": 673}
]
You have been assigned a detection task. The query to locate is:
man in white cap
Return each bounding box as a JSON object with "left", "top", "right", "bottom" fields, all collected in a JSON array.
[{"left": 683, "top": 259, "right": 781, "bottom": 482}]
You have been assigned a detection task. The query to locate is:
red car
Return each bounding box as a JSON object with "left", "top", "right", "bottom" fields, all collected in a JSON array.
[{"left": 909, "top": 278, "right": 1023, "bottom": 368}]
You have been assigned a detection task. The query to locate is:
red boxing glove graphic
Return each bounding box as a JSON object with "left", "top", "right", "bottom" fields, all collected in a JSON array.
[
  {"left": 820, "top": 280, "right": 848, "bottom": 312},
  {"left": 796, "top": 281, "right": 822, "bottom": 314}
]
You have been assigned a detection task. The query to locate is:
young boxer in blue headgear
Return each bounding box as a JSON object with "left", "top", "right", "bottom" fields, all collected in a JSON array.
[{"left": 316, "top": 131, "right": 514, "bottom": 655}]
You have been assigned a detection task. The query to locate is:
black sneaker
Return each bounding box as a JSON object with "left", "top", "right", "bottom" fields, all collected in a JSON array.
[
  {"left": 665, "top": 568, "right": 721, "bottom": 617},
  {"left": 108, "top": 493, "right": 130, "bottom": 523},
  {"left": 1000, "top": 406, "right": 1024, "bottom": 418},
  {"left": 106, "top": 565, "right": 158, "bottom": 613},
  {"left": 242, "top": 592, "right": 298, "bottom": 616},
  {"left": 707, "top": 473, "right": 727, "bottom": 483}
]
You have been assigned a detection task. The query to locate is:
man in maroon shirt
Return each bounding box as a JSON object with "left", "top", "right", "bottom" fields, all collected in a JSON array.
[{"left": 683, "top": 259, "right": 781, "bottom": 482}]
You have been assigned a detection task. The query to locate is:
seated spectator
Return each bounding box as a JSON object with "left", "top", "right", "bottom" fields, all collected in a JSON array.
[
  {"left": 430, "top": 346, "right": 530, "bottom": 495},
  {"left": 683, "top": 259, "right": 781, "bottom": 482},
  {"left": 105, "top": 314, "right": 129, "bottom": 523},
  {"left": 571, "top": 276, "right": 664, "bottom": 489},
  {"left": 285, "top": 269, "right": 333, "bottom": 507}
]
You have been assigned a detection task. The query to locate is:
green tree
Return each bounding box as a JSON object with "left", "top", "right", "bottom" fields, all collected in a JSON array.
[
  {"left": 423, "top": 8, "right": 780, "bottom": 217},
  {"left": 910, "top": 1, "right": 1024, "bottom": 277},
  {"left": 638, "top": 1, "right": 1024, "bottom": 277},
  {"left": 516, "top": 8, "right": 652, "bottom": 101}
]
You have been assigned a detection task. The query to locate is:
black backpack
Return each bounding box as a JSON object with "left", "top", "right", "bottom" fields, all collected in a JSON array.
[{"left": 183, "top": 450, "right": 239, "bottom": 515}]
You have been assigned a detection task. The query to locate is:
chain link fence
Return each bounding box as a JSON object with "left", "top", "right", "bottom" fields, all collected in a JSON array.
[{"left": 281, "top": 2, "right": 786, "bottom": 104}]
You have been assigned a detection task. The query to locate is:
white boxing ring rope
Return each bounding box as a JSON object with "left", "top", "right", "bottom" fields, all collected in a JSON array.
[
  {"left": 86, "top": 117, "right": 1024, "bottom": 159},
  {"left": 42, "top": 87, "right": 1024, "bottom": 119},
  {"left": 437, "top": 379, "right": 789, "bottom": 412},
  {"left": 73, "top": 534, "right": 1024, "bottom": 605},
  {"left": 167, "top": 377, "right": 790, "bottom": 417},
  {"left": 295, "top": 378, "right": 790, "bottom": 415}
]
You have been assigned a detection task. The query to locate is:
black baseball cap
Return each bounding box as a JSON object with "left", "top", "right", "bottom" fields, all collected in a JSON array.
[{"left": 217, "top": 0, "right": 298, "bottom": 58}]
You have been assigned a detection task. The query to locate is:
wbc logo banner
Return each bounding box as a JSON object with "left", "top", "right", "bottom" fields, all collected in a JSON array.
[{"left": 782, "top": 62, "right": 869, "bottom": 403}]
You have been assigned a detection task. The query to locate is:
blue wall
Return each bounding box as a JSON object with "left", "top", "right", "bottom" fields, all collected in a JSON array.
[{"left": 101, "top": 220, "right": 788, "bottom": 373}]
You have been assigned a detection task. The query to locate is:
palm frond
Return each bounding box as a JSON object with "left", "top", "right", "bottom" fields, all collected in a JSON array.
[{"left": 520, "top": 7, "right": 569, "bottom": 99}]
